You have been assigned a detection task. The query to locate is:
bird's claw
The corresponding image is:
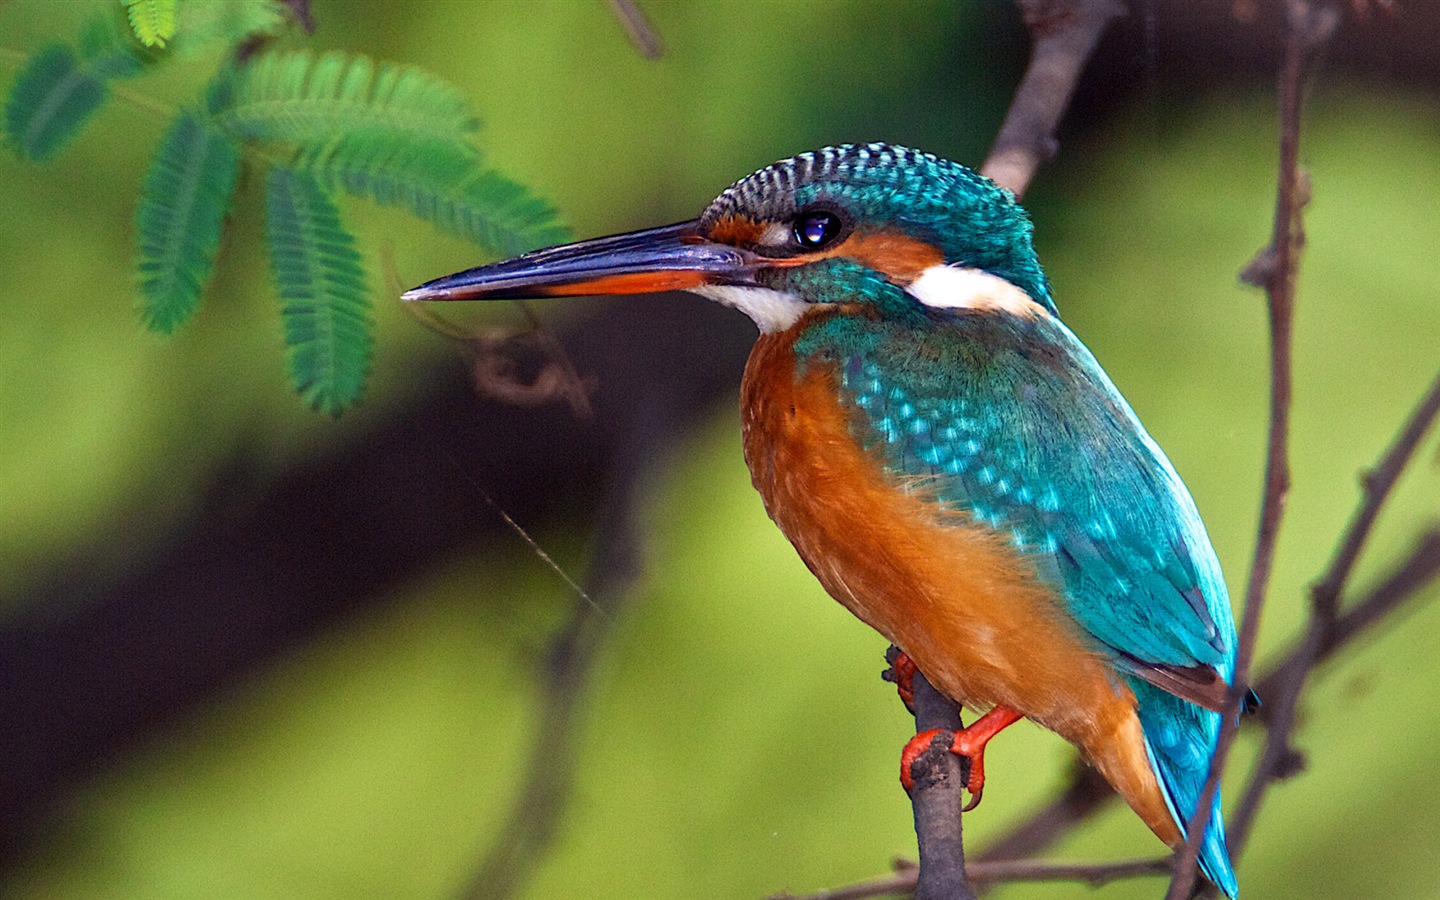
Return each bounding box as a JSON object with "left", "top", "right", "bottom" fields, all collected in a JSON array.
[
  {"left": 882, "top": 646, "right": 918, "bottom": 714},
  {"left": 899, "top": 728, "right": 984, "bottom": 809}
]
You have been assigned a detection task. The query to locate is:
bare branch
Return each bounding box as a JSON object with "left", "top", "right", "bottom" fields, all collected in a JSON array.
[
  {"left": 768, "top": 866, "right": 914, "bottom": 900},
  {"left": 1310, "top": 367, "right": 1440, "bottom": 624},
  {"left": 404, "top": 302, "right": 595, "bottom": 417},
  {"left": 973, "top": 764, "right": 1113, "bottom": 864},
  {"left": 1166, "top": 4, "right": 1339, "bottom": 895},
  {"left": 1226, "top": 367, "right": 1440, "bottom": 853},
  {"left": 970, "top": 855, "right": 1171, "bottom": 886},
  {"left": 906, "top": 671, "right": 977, "bottom": 900},
  {"left": 878, "top": 2, "right": 1129, "bottom": 893},
  {"left": 457, "top": 454, "right": 647, "bottom": 900},
  {"left": 980, "top": 0, "right": 1128, "bottom": 197},
  {"left": 606, "top": 0, "right": 664, "bottom": 59},
  {"left": 770, "top": 855, "right": 1171, "bottom": 900},
  {"left": 1230, "top": 529, "right": 1440, "bottom": 852},
  {"left": 972, "top": 526, "right": 1440, "bottom": 895}
]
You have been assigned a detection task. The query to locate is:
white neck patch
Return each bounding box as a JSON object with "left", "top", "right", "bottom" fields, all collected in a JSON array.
[
  {"left": 690, "top": 284, "right": 809, "bottom": 333},
  {"left": 906, "top": 265, "right": 1047, "bottom": 319}
]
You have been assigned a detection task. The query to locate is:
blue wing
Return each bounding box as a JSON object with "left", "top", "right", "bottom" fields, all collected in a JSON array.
[
  {"left": 802, "top": 310, "right": 1239, "bottom": 895},
  {"left": 821, "top": 312, "right": 1236, "bottom": 675}
]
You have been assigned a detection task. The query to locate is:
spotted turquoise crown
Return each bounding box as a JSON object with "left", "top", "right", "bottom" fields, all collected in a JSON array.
[{"left": 701, "top": 143, "right": 1055, "bottom": 314}]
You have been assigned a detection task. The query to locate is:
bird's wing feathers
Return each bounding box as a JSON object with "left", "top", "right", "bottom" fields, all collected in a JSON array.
[
  {"left": 831, "top": 314, "right": 1236, "bottom": 684},
  {"left": 812, "top": 306, "right": 1242, "bottom": 896}
]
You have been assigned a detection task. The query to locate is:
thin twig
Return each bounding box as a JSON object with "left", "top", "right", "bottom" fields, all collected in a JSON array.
[
  {"left": 1166, "top": 4, "right": 1338, "bottom": 896},
  {"left": 1309, "top": 367, "right": 1440, "bottom": 624},
  {"left": 969, "top": 855, "right": 1172, "bottom": 885},
  {"left": 771, "top": 855, "right": 1171, "bottom": 900},
  {"left": 972, "top": 764, "right": 1113, "bottom": 864},
  {"left": 458, "top": 395, "right": 666, "bottom": 900},
  {"left": 768, "top": 870, "right": 914, "bottom": 900},
  {"left": 980, "top": 0, "right": 1128, "bottom": 197},
  {"left": 1227, "top": 368, "right": 1440, "bottom": 854},
  {"left": 1231, "top": 530, "right": 1440, "bottom": 851},
  {"left": 606, "top": 0, "right": 664, "bottom": 59},
  {"left": 884, "top": 2, "right": 1128, "bottom": 895},
  {"left": 968, "top": 528, "right": 1440, "bottom": 892}
]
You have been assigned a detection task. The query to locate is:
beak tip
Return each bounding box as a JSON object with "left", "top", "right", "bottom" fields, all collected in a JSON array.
[{"left": 402, "top": 284, "right": 454, "bottom": 302}]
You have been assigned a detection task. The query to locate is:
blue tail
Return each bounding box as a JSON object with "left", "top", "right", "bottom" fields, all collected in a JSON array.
[{"left": 1132, "top": 681, "right": 1239, "bottom": 898}]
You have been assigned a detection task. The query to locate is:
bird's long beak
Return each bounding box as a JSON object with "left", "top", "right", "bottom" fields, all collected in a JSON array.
[{"left": 402, "top": 220, "right": 761, "bottom": 302}]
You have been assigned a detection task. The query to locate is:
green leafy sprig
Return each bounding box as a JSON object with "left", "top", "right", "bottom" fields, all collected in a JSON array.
[{"left": 4, "top": 1, "right": 565, "bottom": 415}]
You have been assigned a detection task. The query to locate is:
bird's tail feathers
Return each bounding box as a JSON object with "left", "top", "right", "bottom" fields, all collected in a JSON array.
[{"left": 1134, "top": 681, "right": 1240, "bottom": 898}]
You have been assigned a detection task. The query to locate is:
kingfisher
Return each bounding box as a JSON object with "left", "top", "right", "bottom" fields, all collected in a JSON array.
[{"left": 405, "top": 143, "right": 1243, "bottom": 896}]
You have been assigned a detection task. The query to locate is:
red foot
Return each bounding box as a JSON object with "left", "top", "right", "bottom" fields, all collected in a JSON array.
[
  {"left": 883, "top": 648, "right": 918, "bottom": 713},
  {"left": 899, "top": 706, "right": 1024, "bottom": 812}
]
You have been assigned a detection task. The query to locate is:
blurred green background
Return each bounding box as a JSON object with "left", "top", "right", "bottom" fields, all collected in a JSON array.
[{"left": 2, "top": 1, "right": 1438, "bottom": 898}]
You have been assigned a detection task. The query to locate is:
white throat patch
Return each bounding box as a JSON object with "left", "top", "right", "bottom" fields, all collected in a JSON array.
[
  {"left": 690, "top": 284, "right": 809, "bottom": 333},
  {"left": 906, "top": 265, "right": 1047, "bottom": 319}
]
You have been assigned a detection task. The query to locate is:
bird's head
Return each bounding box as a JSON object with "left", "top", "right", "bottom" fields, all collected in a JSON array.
[{"left": 404, "top": 143, "right": 1055, "bottom": 330}]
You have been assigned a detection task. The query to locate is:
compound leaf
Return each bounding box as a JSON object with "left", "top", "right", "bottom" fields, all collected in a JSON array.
[
  {"left": 264, "top": 166, "right": 372, "bottom": 415},
  {"left": 136, "top": 109, "right": 242, "bottom": 333}
]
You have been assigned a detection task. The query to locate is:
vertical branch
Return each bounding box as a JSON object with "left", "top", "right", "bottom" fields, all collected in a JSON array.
[
  {"left": 892, "top": 3, "right": 1127, "bottom": 896},
  {"left": 906, "top": 672, "right": 978, "bottom": 900},
  {"left": 1165, "top": 3, "right": 1338, "bottom": 897},
  {"left": 458, "top": 468, "right": 641, "bottom": 900},
  {"left": 891, "top": 3, "right": 1127, "bottom": 896},
  {"left": 606, "top": 0, "right": 664, "bottom": 59},
  {"left": 459, "top": 394, "right": 671, "bottom": 900},
  {"left": 1227, "top": 368, "right": 1440, "bottom": 854},
  {"left": 981, "top": 0, "right": 1127, "bottom": 197}
]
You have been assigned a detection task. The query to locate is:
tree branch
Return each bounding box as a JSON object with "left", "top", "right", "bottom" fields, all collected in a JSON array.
[
  {"left": 905, "top": 671, "right": 977, "bottom": 900},
  {"left": 458, "top": 316, "right": 710, "bottom": 899},
  {"left": 771, "top": 855, "right": 1172, "bottom": 900},
  {"left": 1223, "top": 366, "right": 1440, "bottom": 856},
  {"left": 885, "top": 4, "right": 1128, "bottom": 897},
  {"left": 981, "top": 0, "right": 1127, "bottom": 197},
  {"left": 1166, "top": 4, "right": 1338, "bottom": 895},
  {"left": 606, "top": 0, "right": 664, "bottom": 60},
  {"left": 1229, "top": 527, "right": 1440, "bottom": 853}
]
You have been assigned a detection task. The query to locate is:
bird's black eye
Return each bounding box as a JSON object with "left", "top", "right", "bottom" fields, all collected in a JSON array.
[{"left": 793, "top": 211, "right": 842, "bottom": 250}]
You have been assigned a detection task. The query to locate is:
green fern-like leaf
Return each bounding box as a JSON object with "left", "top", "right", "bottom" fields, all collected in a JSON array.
[
  {"left": 122, "top": 0, "right": 178, "bottom": 48},
  {"left": 4, "top": 45, "right": 101, "bottom": 161},
  {"left": 264, "top": 166, "right": 372, "bottom": 415},
  {"left": 136, "top": 109, "right": 241, "bottom": 333},
  {"left": 299, "top": 131, "right": 567, "bottom": 256},
  {"left": 459, "top": 169, "right": 569, "bottom": 255},
  {"left": 209, "top": 50, "right": 477, "bottom": 148},
  {"left": 5, "top": 15, "right": 146, "bottom": 161}
]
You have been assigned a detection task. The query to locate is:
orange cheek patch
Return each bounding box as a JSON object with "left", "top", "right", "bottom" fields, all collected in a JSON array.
[
  {"left": 537, "top": 270, "right": 710, "bottom": 296},
  {"left": 706, "top": 214, "right": 767, "bottom": 246},
  {"left": 830, "top": 230, "right": 944, "bottom": 284}
]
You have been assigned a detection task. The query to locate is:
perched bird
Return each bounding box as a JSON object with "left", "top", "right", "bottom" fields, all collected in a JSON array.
[{"left": 405, "top": 143, "right": 1243, "bottom": 896}]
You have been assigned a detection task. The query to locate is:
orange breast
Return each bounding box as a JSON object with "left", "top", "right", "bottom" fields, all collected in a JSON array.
[{"left": 739, "top": 316, "right": 1180, "bottom": 845}]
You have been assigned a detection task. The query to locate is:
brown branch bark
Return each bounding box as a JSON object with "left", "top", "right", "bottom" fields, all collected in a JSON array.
[
  {"left": 1166, "top": 3, "right": 1338, "bottom": 896},
  {"left": 980, "top": 0, "right": 1127, "bottom": 197},
  {"left": 972, "top": 764, "right": 1113, "bottom": 864},
  {"left": 885, "top": 3, "right": 1128, "bottom": 897},
  {"left": 606, "top": 0, "right": 664, "bottom": 59},
  {"left": 773, "top": 855, "right": 1171, "bottom": 900},
  {"left": 457, "top": 456, "right": 645, "bottom": 900},
  {"left": 1223, "top": 367, "right": 1440, "bottom": 856},
  {"left": 906, "top": 672, "right": 977, "bottom": 900},
  {"left": 458, "top": 349, "right": 696, "bottom": 899},
  {"left": 1229, "top": 529, "right": 1440, "bottom": 856}
]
